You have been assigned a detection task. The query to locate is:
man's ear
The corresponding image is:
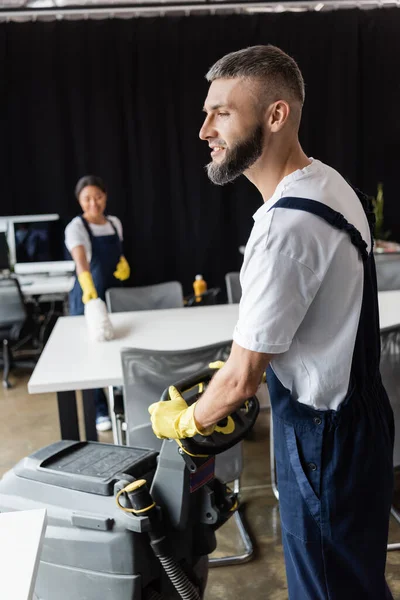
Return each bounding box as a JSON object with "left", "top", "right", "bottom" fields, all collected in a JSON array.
[{"left": 268, "top": 100, "right": 291, "bottom": 132}]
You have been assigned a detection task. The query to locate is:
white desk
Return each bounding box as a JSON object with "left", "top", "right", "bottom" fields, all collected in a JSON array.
[
  {"left": 0, "top": 509, "right": 47, "bottom": 600},
  {"left": 27, "top": 292, "right": 400, "bottom": 442},
  {"left": 28, "top": 304, "right": 238, "bottom": 393},
  {"left": 17, "top": 274, "right": 75, "bottom": 297},
  {"left": 28, "top": 304, "right": 239, "bottom": 441}
]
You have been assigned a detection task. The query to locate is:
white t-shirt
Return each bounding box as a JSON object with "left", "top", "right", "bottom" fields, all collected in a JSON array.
[
  {"left": 233, "top": 159, "right": 372, "bottom": 411},
  {"left": 65, "top": 216, "right": 123, "bottom": 264}
]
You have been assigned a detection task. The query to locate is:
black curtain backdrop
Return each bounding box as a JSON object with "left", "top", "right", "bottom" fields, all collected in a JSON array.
[{"left": 1, "top": 8, "right": 400, "bottom": 294}]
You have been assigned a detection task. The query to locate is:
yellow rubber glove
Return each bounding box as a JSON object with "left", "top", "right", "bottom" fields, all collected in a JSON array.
[
  {"left": 78, "top": 271, "right": 98, "bottom": 305},
  {"left": 113, "top": 256, "right": 130, "bottom": 281},
  {"left": 209, "top": 361, "right": 226, "bottom": 370},
  {"left": 148, "top": 386, "right": 215, "bottom": 440}
]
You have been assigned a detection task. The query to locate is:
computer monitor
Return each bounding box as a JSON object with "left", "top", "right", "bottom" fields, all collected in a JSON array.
[
  {"left": 6, "top": 215, "right": 75, "bottom": 275},
  {"left": 0, "top": 232, "right": 10, "bottom": 270}
]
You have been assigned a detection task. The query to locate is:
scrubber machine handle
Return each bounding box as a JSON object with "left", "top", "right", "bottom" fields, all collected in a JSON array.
[{"left": 160, "top": 366, "right": 259, "bottom": 456}]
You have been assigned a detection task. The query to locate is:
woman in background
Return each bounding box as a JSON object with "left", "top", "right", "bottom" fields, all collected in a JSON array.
[{"left": 65, "top": 175, "right": 130, "bottom": 431}]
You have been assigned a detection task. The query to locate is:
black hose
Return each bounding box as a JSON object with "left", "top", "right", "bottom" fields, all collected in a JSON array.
[
  {"left": 123, "top": 483, "right": 201, "bottom": 600},
  {"left": 156, "top": 554, "right": 201, "bottom": 600}
]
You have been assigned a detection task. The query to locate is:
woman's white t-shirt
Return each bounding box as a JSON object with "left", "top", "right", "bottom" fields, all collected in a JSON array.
[{"left": 65, "top": 216, "right": 123, "bottom": 263}]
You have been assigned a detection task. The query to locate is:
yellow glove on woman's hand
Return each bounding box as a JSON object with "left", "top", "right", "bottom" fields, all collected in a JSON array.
[
  {"left": 78, "top": 271, "right": 98, "bottom": 305},
  {"left": 113, "top": 256, "right": 130, "bottom": 281},
  {"left": 148, "top": 386, "right": 215, "bottom": 439}
]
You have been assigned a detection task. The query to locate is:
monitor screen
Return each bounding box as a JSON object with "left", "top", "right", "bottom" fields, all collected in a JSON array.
[
  {"left": 0, "top": 232, "right": 9, "bottom": 270},
  {"left": 13, "top": 219, "right": 69, "bottom": 264}
]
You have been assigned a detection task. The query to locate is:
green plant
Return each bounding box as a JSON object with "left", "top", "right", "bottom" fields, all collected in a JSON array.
[{"left": 371, "top": 183, "right": 391, "bottom": 240}]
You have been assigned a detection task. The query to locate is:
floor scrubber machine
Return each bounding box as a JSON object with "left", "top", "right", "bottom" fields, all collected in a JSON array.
[{"left": 0, "top": 367, "right": 259, "bottom": 600}]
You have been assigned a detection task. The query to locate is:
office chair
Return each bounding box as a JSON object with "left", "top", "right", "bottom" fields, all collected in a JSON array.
[
  {"left": 375, "top": 254, "right": 400, "bottom": 291},
  {"left": 380, "top": 326, "right": 400, "bottom": 551},
  {"left": 225, "top": 272, "right": 241, "bottom": 304},
  {"left": 106, "top": 281, "right": 184, "bottom": 313},
  {"left": 105, "top": 281, "right": 185, "bottom": 443},
  {"left": 0, "top": 277, "right": 37, "bottom": 388},
  {"left": 120, "top": 341, "right": 253, "bottom": 566}
]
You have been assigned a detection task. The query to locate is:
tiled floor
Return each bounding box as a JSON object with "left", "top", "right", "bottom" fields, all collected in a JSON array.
[{"left": 1, "top": 369, "right": 400, "bottom": 599}]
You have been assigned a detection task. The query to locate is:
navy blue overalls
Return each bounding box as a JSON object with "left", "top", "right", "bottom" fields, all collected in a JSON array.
[
  {"left": 266, "top": 193, "right": 395, "bottom": 599},
  {"left": 69, "top": 216, "right": 122, "bottom": 418},
  {"left": 69, "top": 216, "right": 122, "bottom": 316}
]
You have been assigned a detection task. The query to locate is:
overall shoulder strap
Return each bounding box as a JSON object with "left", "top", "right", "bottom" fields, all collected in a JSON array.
[
  {"left": 105, "top": 217, "right": 119, "bottom": 237},
  {"left": 79, "top": 216, "right": 93, "bottom": 239},
  {"left": 270, "top": 197, "right": 370, "bottom": 261}
]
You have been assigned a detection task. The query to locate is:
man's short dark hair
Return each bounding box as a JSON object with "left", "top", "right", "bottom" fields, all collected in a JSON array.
[{"left": 206, "top": 45, "right": 305, "bottom": 107}]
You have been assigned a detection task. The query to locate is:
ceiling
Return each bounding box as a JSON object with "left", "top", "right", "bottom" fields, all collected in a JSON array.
[{"left": 0, "top": 0, "right": 397, "bottom": 23}]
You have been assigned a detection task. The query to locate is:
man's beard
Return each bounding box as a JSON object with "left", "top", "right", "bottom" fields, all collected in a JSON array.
[{"left": 206, "top": 124, "right": 264, "bottom": 186}]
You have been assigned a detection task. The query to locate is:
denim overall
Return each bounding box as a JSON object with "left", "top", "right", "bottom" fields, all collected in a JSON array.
[
  {"left": 266, "top": 195, "right": 394, "bottom": 599},
  {"left": 69, "top": 216, "right": 122, "bottom": 316},
  {"left": 69, "top": 216, "right": 122, "bottom": 418}
]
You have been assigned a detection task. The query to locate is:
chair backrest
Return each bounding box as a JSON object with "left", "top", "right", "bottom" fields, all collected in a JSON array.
[
  {"left": 375, "top": 254, "right": 400, "bottom": 291},
  {"left": 0, "top": 277, "right": 26, "bottom": 338},
  {"left": 121, "top": 340, "right": 242, "bottom": 483},
  {"left": 380, "top": 328, "right": 400, "bottom": 468},
  {"left": 225, "top": 272, "right": 241, "bottom": 304},
  {"left": 106, "top": 281, "right": 184, "bottom": 313}
]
